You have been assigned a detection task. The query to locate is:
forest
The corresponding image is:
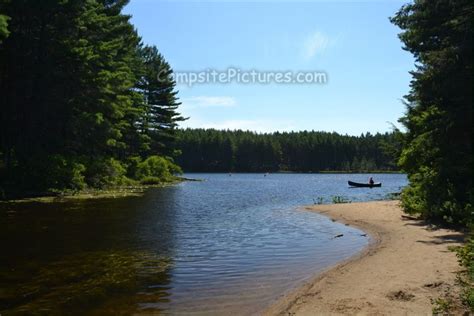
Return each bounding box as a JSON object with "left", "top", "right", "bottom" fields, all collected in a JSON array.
[
  {"left": 0, "top": 0, "right": 471, "bottom": 222},
  {"left": 391, "top": 0, "right": 473, "bottom": 226},
  {"left": 0, "top": 0, "right": 471, "bottom": 226},
  {"left": 0, "top": 0, "right": 185, "bottom": 198},
  {"left": 391, "top": 0, "right": 473, "bottom": 308},
  {"left": 0, "top": 0, "right": 473, "bottom": 311},
  {"left": 176, "top": 129, "right": 401, "bottom": 173},
  {"left": 0, "top": 0, "right": 403, "bottom": 199}
]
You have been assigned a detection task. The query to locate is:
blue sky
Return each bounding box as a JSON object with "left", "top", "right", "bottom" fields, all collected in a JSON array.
[{"left": 124, "top": 0, "right": 414, "bottom": 135}]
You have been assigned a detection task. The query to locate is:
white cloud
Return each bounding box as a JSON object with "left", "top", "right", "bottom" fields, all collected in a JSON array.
[
  {"left": 181, "top": 96, "right": 237, "bottom": 109},
  {"left": 302, "top": 31, "right": 331, "bottom": 60}
]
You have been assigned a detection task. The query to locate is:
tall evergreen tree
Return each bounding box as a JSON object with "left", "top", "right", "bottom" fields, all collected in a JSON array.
[
  {"left": 0, "top": 0, "right": 87, "bottom": 190},
  {"left": 0, "top": 0, "right": 159, "bottom": 193},
  {"left": 137, "top": 45, "right": 186, "bottom": 158},
  {"left": 391, "top": 0, "right": 473, "bottom": 225}
]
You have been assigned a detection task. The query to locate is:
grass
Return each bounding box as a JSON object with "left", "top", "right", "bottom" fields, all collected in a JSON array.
[
  {"left": 332, "top": 195, "right": 351, "bottom": 204},
  {"left": 431, "top": 297, "right": 453, "bottom": 314},
  {"left": 312, "top": 196, "right": 353, "bottom": 205},
  {"left": 453, "top": 239, "right": 474, "bottom": 312}
]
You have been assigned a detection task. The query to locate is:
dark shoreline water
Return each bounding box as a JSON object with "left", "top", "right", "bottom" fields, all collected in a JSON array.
[{"left": 0, "top": 173, "right": 407, "bottom": 315}]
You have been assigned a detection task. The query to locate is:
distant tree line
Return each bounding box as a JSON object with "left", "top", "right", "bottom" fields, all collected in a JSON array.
[
  {"left": 0, "top": 0, "right": 185, "bottom": 198},
  {"left": 175, "top": 129, "right": 401, "bottom": 172}
]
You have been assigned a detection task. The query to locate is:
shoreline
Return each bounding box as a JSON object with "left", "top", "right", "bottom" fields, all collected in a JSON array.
[
  {"left": 182, "top": 171, "right": 403, "bottom": 174},
  {"left": 0, "top": 177, "right": 201, "bottom": 203},
  {"left": 264, "top": 200, "right": 467, "bottom": 315}
]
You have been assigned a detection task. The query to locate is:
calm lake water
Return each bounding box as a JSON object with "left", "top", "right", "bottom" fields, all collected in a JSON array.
[{"left": 0, "top": 173, "right": 407, "bottom": 315}]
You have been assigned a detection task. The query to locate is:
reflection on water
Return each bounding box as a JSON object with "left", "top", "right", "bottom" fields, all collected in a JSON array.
[
  {"left": 0, "top": 173, "right": 407, "bottom": 315},
  {"left": 2, "top": 250, "right": 171, "bottom": 315},
  {"left": 1, "top": 190, "right": 178, "bottom": 315}
]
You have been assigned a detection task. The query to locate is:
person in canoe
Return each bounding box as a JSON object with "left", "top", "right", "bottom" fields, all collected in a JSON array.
[{"left": 368, "top": 177, "right": 375, "bottom": 185}]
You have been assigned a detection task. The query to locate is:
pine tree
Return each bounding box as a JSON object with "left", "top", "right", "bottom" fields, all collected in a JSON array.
[
  {"left": 137, "top": 45, "right": 186, "bottom": 158},
  {"left": 391, "top": 0, "right": 473, "bottom": 225},
  {"left": 174, "top": 129, "right": 399, "bottom": 173},
  {"left": 0, "top": 0, "right": 142, "bottom": 192}
]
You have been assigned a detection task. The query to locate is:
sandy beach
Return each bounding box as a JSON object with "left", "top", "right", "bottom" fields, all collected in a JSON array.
[{"left": 265, "top": 200, "right": 467, "bottom": 315}]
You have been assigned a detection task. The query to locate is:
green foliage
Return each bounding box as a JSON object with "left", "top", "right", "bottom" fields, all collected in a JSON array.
[
  {"left": 136, "top": 45, "right": 187, "bottom": 157},
  {"left": 135, "top": 156, "right": 182, "bottom": 182},
  {"left": 391, "top": 0, "right": 473, "bottom": 226},
  {"left": 136, "top": 156, "right": 170, "bottom": 180},
  {"left": 86, "top": 158, "right": 131, "bottom": 188},
  {"left": 332, "top": 196, "right": 351, "bottom": 204},
  {"left": 176, "top": 128, "right": 400, "bottom": 172},
  {"left": 455, "top": 238, "right": 474, "bottom": 310},
  {"left": 392, "top": 1, "right": 473, "bottom": 310},
  {"left": 456, "top": 239, "right": 474, "bottom": 278},
  {"left": 431, "top": 297, "right": 453, "bottom": 314},
  {"left": 47, "top": 158, "right": 87, "bottom": 192},
  {"left": 140, "top": 176, "right": 163, "bottom": 185},
  {"left": 1, "top": 155, "right": 87, "bottom": 195},
  {"left": 125, "top": 156, "right": 142, "bottom": 179},
  {"left": 378, "top": 124, "right": 405, "bottom": 169},
  {"left": 71, "top": 163, "right": 87, "bottom": 191},
  {"left": 0, "top": 14, "right": 9, "bottom": 42},
  {"left": 0, "top": 1, "right": 185, "bottom": 197},
  {"left": 166, "top": 157, "right": 184, "bottom": 175}
]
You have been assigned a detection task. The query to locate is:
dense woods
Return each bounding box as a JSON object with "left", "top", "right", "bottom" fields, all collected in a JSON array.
[
  {"left": 176, "top": 129, "right": 401, "bottom": 173},
  {"left": 0, "top": 0, "right": 184, "bottom": 198},
  {"left": 0, "top": 0, "right": 470, "bottom": 210},
  {"left": 0, "top": 0, "right": 473, "bottom": 312},
  {"left": 391, "top": 0, "right": 473, "bottom": 308},
  {"left": 391, "top": 0, "right": 473, "bottom": 226},
  {"left": 0, "top": 0, "right": 403, "bottom": 199},
  {"left": 1, "top": 0, "right": 471, "bottom": 233}
]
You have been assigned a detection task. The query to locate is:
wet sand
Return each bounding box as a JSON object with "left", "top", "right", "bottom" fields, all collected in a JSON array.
[{"left": 264, "top": 200, "right": 466, "bottom": 315}]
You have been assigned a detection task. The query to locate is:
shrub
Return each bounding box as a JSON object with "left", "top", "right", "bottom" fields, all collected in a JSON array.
[
  {"left": 85, "top": 158, "right": 131, "bottom": 188},
  {"left": 140, "top": 176, "right": 162, "bottom": 185},
  {"left": 125, "top": 156, "right": 141, "bottom": 179},
  {"left": 165, "top": 157, "right": 183, "bottom": 175},
  {"left": 44, "top": 156, "right": 87, "bottom": 191},
  {"left": 0, "top": 154, "right": 88, "bottom": 196},
  {"left": 135, "top": 156, "right": 182, "bottom": 182},
  {"left": 70, "top": 162, "right": 87, "bottom": 191},
  {"left": 456, "top": 237, "right": 474, "bottom": 311},
  {"left": 136, "top": 156, "right": 170, "bottom": 180},
  {"left": 34, "top": 155, "right": 87, "bottom": 192},
  {"left": 401, "top": 171, "right": 474, "bottom": 226}
]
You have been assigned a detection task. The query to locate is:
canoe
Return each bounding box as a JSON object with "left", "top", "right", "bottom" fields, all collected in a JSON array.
[{"left": 348, "top": 180, "right": 382, "bottom": 188}]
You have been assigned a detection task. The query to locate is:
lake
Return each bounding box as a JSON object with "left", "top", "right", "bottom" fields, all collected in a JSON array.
[{"left": 0, "top": 173, "right": 407, "bottom": 315}]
